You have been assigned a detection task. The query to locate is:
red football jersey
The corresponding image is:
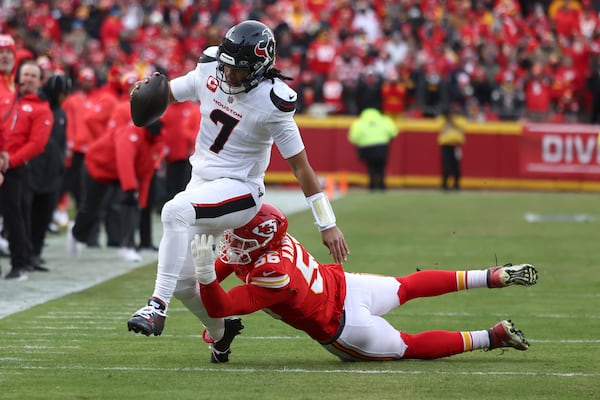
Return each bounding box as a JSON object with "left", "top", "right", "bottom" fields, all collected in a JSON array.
[{"left": 201, "top": 234, "right": 347, "bottom": 342}]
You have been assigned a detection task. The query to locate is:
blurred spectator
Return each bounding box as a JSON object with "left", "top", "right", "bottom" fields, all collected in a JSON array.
[
  {"left": 355, "top": 66, "right": 383, "bottom": 113},
  {"left": 382, "top": 31, "right": 409, "bottom": 66},
  {"left": 0, "top": 34, "right": 16, "bottom": 105},
  {"left": 296, "top": 71, "right": 318, "bottom": 114},
  {"left": 447, "top": 51, "right": 478, "bottom": 114},
  {"left": 333, "top": 41, "right": 363, "bottom": 115},
  {"left": 551, "top": 0, "right": 581, "bottom": 41},
  {"left": 0, "top": 61, "right": 53, "bottom": 280},
  {"left": 470, "top": 66, "right": 494, "bottom": 117},
  {"left": 67, "top": 121, "right": 165, "bottom": 262},
  {"left": 160, "top": 100, "right": 199, "bottom": 211},
  {"left": 99, "top": 7, "right": 124, "bottom": 47},
  {"left": 491, "top": 71, "right": 526, "bottom": 120},
  {"left": 438, "top": 111, "right": 465, "bottom": 191},
  {"left": 305, "top": 28, "right": 337, "bottom": 97},
  {"left": 419, "top": 64, "right": 446, "bottom": 118},
  {"left": 82, "top": 65, "right": 124, "bottom": 248},
  {"left": 352, "top": 1, "right": 381, "bottom": 44},
  {"left": 381, "top": 69, "right": 408, "bottom": 120},
  {"left": 62, "top": 67, "right": 98, "bottom": 210},
  {"left": 348, "top": 108, "right": 398, "bottom": 191},
  {"left": 578, "top": 0, "right": 598, "bottom": 39},
  {"left": 523, "top": 61, "right": 553, "bottom": 121},
  {"left": 322, "top": 71, "right": 344, "bottom": 115},
  {"left": 26, "top": 73, "right": 72, "bottom": 272}
]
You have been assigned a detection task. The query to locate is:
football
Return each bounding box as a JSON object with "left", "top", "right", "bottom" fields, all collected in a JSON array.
[{"left": 130, "top": 73, "right": 170, "bottom": 127}]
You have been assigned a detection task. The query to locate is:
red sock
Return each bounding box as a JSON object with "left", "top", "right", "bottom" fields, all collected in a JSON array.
[
  {"left": 397, "top": 270, "right": 459, "bottom": 304},
  {"left": 401, "top": 331, "right": 466, "bottom": 359}
]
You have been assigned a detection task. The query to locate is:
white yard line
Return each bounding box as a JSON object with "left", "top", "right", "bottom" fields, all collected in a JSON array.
[{"left": 0, "top": 364, "right": 596, "bottom": 378}]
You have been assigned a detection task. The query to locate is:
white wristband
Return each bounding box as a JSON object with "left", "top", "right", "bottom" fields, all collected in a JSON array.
[{"left": 306, "top": 192, "right": 336, "bottom": 231}]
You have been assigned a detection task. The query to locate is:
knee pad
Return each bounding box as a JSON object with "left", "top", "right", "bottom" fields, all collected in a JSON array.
[{"left": 161, "top": 199, "right": 193, "bottom": 229}]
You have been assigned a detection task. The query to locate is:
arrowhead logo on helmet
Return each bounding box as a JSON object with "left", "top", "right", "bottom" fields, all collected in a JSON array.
[{"left": 253, "top": 219, "right": 278, "bottom": 240}]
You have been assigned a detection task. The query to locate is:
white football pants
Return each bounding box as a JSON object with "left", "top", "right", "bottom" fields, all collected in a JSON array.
[
  {"left": 153, "top": 176, "right": 264, "bottom": 337},
  {"left": 322, "top": 272, "right": 407, "bottom": 361}
]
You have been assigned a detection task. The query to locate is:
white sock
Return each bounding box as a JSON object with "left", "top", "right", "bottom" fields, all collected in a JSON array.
[
  {"left": 463, "top": 329, "right": 490, "bottom": 350},
  {"left": 466, "top": 270, "right": 488, "bottom": 289}
]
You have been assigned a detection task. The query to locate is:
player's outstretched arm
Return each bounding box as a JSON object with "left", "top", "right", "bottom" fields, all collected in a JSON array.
[{"left": 286, "top": 150, "right": 349, "bottom": 263}]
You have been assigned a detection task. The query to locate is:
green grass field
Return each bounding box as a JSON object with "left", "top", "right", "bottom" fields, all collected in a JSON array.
[{"left": 1, "top": 190, "right": 599, "bottom": 399}]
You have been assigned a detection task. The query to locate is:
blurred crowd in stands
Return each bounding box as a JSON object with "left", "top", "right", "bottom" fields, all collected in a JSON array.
[{"left": 3, "top": 0, "right": 600, "bottom": 123}]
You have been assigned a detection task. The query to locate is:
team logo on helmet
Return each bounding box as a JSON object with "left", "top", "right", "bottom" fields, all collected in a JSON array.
[
  {"left": 252, "top": 219, "right": 277, "bottom": 240},
  {"left": 254, "top": 29, "right": 274, "bottom": 62}
]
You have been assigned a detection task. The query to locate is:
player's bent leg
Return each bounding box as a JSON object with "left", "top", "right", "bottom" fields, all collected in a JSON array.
[
  {"left": 174, "top": 278, "right": 216, "bottom": 329},
  {"left": 174, "top": 278, "right": 244, "bottom": 363},
  {"left": 127, "top": 196, "right": 197, "bottom": 335},
  {"left": 324, "top": 315, "right": 407, "bottom": 361},
  {"left": 344, "top": 273, "right": 400, "bottom": 316},
  {"left": 396, "top": 270, "right": 460, "bottom": 304},
  {"left": 401, "top": 330, "right": 467, "bottom": 359},
  {"left": 204, "top": 317, "right": 244, "bottom": 363},
  {"left": 154, "top": 197, "right": 198, "bottom": 299}
]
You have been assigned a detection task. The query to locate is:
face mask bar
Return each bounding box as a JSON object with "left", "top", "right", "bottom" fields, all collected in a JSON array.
[{"left": 219, "top": 230, "right": 261, "bottom": 265}]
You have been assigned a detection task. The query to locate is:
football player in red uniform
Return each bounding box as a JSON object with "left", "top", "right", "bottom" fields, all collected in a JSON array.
[{"left": 193, "top": 203, "right": 538, "bottom": 362}]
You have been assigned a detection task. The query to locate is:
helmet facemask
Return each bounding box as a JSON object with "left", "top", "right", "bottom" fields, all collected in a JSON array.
[
  {"left": 219, "top": 230, "right": 261, "bottom": 265},
  {"left": 219, "top": 216, "right": 282, "bottom": 265}
]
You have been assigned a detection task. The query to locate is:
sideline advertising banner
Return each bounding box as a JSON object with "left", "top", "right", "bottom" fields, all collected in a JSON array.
[{"left": 520, "top": 123, "right": 600, "bottom": 179}]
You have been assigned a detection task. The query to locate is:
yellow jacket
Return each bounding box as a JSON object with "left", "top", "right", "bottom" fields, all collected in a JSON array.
[
  {"left": 348, "top": 108, "right": 398, "bottom": 147},
  {"left": 438, "top": 121, "right": 465, "bottom": 146}
]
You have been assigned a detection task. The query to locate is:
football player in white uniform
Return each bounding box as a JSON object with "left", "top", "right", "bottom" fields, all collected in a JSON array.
[{"left": 127, "top": 20, "right": 349, "bottom": 363}]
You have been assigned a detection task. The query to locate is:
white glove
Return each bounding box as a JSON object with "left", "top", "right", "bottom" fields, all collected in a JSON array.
[{"left": 191, "top": 234, "right": 217, "bottom": 285}]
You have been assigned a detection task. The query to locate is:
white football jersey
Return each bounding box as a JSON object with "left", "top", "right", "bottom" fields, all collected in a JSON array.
[{"left": 169, "top": 46, "right": 305, "bottom": 182}]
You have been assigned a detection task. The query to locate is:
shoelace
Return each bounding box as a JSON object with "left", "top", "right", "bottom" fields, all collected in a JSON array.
[{"left": 136, "top": 305, "right": 167, "bottom": 318}]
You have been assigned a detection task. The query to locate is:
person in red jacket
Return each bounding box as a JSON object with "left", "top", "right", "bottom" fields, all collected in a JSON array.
[
  {"left": 160, "top": 100, "right": 198, "bottom": 205},
  {"left": 0, "top": 34, "right": 17, "bottom": 270},
  {"left": 0, "top": 34, "right": 16, "bottom": 111},
  {"left": 192, "top": 203, "right": 538, "bottom": 362},
  {"left": 0, "top": 60, "right": 53, "bottom": 280},
  {"left": 61, "top": 67, "right": 98, "bottom": 211},
  {"left": 67, "top": 120, "right": 164, "bottom": 262}
]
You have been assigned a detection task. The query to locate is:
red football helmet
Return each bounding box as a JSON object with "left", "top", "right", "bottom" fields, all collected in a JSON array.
[{"left": 219, "top": 203, "right": 288, "bottom": 265}]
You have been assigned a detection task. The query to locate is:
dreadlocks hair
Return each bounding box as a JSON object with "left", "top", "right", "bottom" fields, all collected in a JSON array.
[{"left": 265, "top": 67, "right": 292, "bottom": 83}]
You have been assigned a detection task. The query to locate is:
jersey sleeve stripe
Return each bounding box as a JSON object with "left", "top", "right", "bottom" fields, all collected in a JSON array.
[
  {"left": 270, "top": 88, "right": 296, "bottom": 112},
  {"left": 250, "top": 275, "right": 291, "bottom": 289},
  {"left": 198, "top": 53, "right": 216, "bottom": 64}
]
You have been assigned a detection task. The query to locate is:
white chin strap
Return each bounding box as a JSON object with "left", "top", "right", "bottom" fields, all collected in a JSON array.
[{"left": 219, "top": 80, "right": 246, "bottom": 95}]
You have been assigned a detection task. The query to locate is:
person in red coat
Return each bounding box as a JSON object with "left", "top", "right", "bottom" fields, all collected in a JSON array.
[
  {"left": 0, "top": 60, "right": 53, "bottom": 280},
  {"left": 160, "top": 100, "right": 198, "bottom": 206},
  {"left": 67, "top": 121, "right": 165, "bottom": 262},
  {"left": 61, "top": 67, "right": 99, "bottom": 210},
  {"left": 0, "top": 34, "right": 16, "bottom": 112}
]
